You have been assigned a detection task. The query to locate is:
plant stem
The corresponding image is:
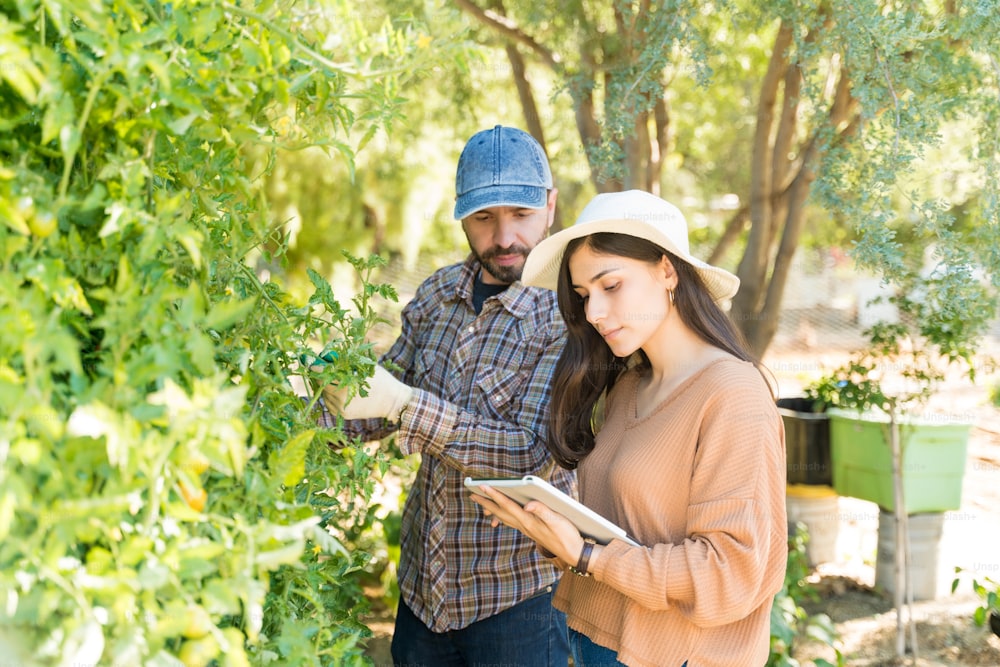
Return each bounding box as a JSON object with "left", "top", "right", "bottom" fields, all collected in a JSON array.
[{"left": 59, "top": 69, "right": 111, "bottom": 200}]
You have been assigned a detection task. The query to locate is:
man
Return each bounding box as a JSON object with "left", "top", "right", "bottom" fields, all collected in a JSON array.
[{"left": 321, "top": 125, "right": 573, "bottom": 666}]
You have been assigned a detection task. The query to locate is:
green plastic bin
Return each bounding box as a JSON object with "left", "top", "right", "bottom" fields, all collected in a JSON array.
[{"left": 828, "top": 408, "right": 971, "bottom": 513}]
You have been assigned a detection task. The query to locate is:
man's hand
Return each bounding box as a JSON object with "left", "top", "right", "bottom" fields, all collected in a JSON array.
[{"left": 322, "top": 364, "right": 414, "bottom": 422}]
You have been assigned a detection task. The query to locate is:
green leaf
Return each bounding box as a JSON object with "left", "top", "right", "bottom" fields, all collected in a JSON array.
[
  {"left": 167, "top": 113, "right": 199, "bottom": 136},
  {"left": 65, "top": 403, "right": 137, "bottom": 472},
  {"left": 0, "top": 198, "right": 31, "bottom": 235},
  {"left": 0, "top": 56, "right": 40, "bottom": 104},
  {"left": 147, "top": 650, "right": 187, "bottom": 667},
  {"left": 42, "top": 94, "right": 75, "bottom": 146},
  {"left": 0, "top": 491, "right": 15, "bottom": 541},
  {"left": 59, "top": 124, "right": 81, "bottom": 164},
  {"left": 271, "top": 430, "right": 314, "bottom": 488},
  {"left": 311, "top": 524, "right": 349, "bottom": 557},
  {"left": 205, "top": 297, "right": 258, "bottom": 331},
  {"left": 255, "top": 542, "right": 304, "bottom": 569}
]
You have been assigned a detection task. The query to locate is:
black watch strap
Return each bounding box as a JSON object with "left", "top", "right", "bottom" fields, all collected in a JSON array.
[{"left": 570, "top": 541, "right": 594, "bottom": 577}]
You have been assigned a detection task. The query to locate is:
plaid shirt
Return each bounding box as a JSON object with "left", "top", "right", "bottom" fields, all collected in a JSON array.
[{"left": 331, "top": 256, "right": 574, "bottom": 632}]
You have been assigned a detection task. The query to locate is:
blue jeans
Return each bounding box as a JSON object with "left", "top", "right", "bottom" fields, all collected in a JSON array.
[
  {"left": 569, "top": 629, "right": 687, "bottom": 667},
  {"left": 569, "top": 629, "right": 625, "bottom": 667},
  {"left": 391, "top": 586, "right": 570, "bottom": 666}
]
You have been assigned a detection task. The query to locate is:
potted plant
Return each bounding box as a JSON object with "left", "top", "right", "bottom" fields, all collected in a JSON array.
[
  {"left": 802, "top": 274, "right": 992, "bottom": 658},
  {"left": 803, "top": 321, "right": 973, "bottom": 515}
]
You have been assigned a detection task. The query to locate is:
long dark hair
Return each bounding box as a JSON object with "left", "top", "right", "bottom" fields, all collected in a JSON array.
[{"left": 547, "top": 232, "right": 760, "bottom": 469}]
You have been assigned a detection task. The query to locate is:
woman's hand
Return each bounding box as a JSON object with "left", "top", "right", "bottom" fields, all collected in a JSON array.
[{"left": 470, "top": 485, "right": 586, "bottom": 568}]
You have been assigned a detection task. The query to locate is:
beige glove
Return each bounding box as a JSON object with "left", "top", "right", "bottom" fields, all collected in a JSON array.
[{"left": 322, "top": 364, "right": 414, "bottom": 422}]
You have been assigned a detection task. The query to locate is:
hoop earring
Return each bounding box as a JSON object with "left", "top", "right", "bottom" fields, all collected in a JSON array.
[{"left": 668, "top": 288, "right": 675, "bottom": 305}]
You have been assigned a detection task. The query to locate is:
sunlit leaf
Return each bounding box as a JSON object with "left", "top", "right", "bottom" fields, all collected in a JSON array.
[{"left": 205, "top": 298, "right": 258, "bottom": 331}]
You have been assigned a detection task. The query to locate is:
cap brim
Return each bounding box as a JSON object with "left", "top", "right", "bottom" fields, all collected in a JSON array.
[
  {"left": 522, "top": 218, "right": 740, "bottom": 303},
  {"left": 454, "top": 185, "right": 548, "bottom": 220}
]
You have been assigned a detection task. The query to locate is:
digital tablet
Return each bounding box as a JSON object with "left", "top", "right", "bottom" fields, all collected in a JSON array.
[{"left": 464, "top": 475, "right": 640, "bottom": 546}]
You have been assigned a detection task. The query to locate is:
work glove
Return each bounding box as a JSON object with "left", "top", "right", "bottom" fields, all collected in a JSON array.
[{"left": 322, "top": 364, "right": 414, "bottom": 422}]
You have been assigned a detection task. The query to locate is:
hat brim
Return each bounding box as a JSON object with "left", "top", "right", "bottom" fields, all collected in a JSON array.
[
  {"left": 522, "top": 218, "right": 740, "bottom": 303},
  {"left": 454, "top": 184, "right": 548, "bottom": 220}
]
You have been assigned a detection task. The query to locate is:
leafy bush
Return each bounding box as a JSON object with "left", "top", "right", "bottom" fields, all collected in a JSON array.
[
  {"left": 768, "top": 525, "right": 844, "bottom": 667},
  {"left": 952, "top": 567, "right": 1000, "bottom": 629},
  {"left": 0, "top": 0, "right": 431, "bottom": 664}
]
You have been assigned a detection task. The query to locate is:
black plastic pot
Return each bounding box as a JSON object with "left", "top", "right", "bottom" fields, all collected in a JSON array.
[
  {"left": 777, "top": 397, "right": 832, "bottom": 486},
  {"left": 990, "top": 611, "right": 1000, "bottom": 638}
]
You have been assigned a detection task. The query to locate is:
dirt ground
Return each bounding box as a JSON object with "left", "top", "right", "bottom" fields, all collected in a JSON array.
[{"left": 360, "top": 347, "right": 1000, "bottom": 666}]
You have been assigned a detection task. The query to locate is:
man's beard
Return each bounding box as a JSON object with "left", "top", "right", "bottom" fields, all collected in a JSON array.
[{"left": 474, "top": 245, "right": 531, "bottom": 284}]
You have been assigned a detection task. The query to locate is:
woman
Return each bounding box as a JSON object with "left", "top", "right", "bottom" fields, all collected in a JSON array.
[{"left": 470, "top": 190, "right": 787, "bottom": 667}]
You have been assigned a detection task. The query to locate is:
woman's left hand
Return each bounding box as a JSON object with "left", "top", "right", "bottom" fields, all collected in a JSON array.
[{"left": 470, "top": 485, "right": 586, "bottom": 568}]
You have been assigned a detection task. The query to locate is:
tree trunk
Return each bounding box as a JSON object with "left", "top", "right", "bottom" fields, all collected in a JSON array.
[
  {"left": 648, "top": 96, "right": 670, "bottom": 196},
  {"left": 731, "top": 20, "right": 858, "bottom": 356},
  {"left": 501, "top": 41, "right": 565, "bottom": 228},
  {"left": 743, "top": 139, "right": 816, "bottom": 354},
  {"left": 890, "top": 411, "right": 917, "bottom": 658},
  {"left": 731, "top": 22, "right": 791, "bottom": 337}
]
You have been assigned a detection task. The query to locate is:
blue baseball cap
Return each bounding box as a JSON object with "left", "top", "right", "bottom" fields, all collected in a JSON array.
[{"left": 453, "top": 125, "right": 553, "bottom": 220}]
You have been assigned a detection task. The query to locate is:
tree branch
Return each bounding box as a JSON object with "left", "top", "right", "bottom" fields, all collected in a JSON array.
[
  {"left": 454, "top": 0, "right": 560, "bottom": 70},
  {"left": 505, "top": 44, "right": 546, "bottom": 146}
]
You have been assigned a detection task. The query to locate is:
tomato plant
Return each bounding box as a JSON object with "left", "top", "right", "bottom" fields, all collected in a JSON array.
[{"left": 0, "top": 0, "right": 434, "bottom": 663}]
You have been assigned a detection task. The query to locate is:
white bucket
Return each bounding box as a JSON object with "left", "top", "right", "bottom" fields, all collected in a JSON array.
[
  {"left": 786, "top": 484, "right": 840, "bottom": 566},
  {"left": 876, "top": 508, "right": 946, "bottom": 600}
]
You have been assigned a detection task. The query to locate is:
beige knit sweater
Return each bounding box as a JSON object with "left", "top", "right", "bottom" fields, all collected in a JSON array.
[{"left": 553, "top": 358, "right": 787, "bottom": 667}]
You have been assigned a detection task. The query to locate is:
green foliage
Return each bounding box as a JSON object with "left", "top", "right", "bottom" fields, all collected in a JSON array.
[
  {"left": 952, "top": 567, "right": 1000, "bottom": 628},
  {"left": 804, "top": 278, "right": 993, "bottom": 417},
  {"left": 804, "top": 321, "right": 944, "bottom": 414},
  {"left": 804, "top": 2, "right": 1000, "bottom": 298},
  {"left": 768, "top": 525, "right": 844, "bottom": 667},
  {"left": 257, "top": 1, "right": 486, "bottom": 284},
  {"left": 0, "top": 0, "right": 436, "bottom": 664}
]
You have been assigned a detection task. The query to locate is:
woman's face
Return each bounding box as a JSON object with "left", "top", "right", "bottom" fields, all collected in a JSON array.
[{"left": 568, "top": 243, "right": 675, "bottom": 358}]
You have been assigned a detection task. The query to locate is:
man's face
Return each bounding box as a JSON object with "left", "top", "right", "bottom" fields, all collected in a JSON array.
[{"left": 462, "top": 190, "right": 557, "bottom": 285}]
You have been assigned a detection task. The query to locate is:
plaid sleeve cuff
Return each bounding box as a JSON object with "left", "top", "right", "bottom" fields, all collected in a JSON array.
[
  {"left": 398, "top": 388, "right": 458, "bottom": 457},
  {"left": 314, "top": 396, "right": 338, "bottom": 429},
  {"left": 307, "top": 394, "right": 396, "bottom": 442}
]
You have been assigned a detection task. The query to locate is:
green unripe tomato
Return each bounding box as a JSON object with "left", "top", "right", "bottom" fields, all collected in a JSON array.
[{"left": 28, "top": 211, "right": 57, "bottom": 238}]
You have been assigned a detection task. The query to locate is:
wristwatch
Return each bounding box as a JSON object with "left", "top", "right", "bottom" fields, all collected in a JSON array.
[{"left": 569, "top": 540, "right": 595, "bottom": 577}]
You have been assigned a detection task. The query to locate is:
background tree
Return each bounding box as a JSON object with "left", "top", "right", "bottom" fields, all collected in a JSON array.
[{"left": 453, "top": 0, "right": 1000, "bottom": 356}]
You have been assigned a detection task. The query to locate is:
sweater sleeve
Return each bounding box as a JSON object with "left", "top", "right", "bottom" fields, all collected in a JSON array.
[{"left": 589, "top": 369, "right": 786, "bottom": 627}]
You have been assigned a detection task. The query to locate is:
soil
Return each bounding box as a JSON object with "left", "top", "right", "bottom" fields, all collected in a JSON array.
[{"left": 360, "top": 348, "right": 1000, "bottom": 666}]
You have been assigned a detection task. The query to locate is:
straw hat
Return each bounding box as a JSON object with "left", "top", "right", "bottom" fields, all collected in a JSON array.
[{"left": 522, "top": 190, "right": 740, "bottom": 303}]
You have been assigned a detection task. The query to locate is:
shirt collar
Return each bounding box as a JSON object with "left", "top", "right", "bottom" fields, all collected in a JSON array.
[{"left": 455, "top": 254, "right": 543, "bottom": 318}]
